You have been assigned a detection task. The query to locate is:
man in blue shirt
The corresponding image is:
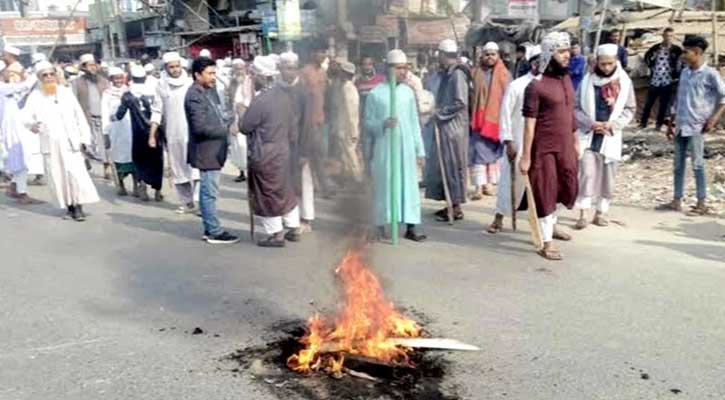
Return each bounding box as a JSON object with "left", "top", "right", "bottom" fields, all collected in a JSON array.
[
  {"left": 658, "top": 35, "right": 725, "bottom": 216},
  {"left": 568, "top": 38, "right": 587, "bottom": 91}
]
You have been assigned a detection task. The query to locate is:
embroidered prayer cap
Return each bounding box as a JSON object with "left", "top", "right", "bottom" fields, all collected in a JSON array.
[
  {"left": 232, "top": 58, "right": 245, "bottom": 66},
  {"left": 482, "top": 42, "right": 499, "bottom": 52},
  {"left": 144, "top": 63, "right": 155, "bottom": 72},
  {"left": 386, "top": 49, "right": 407, "bottom": 65},
  {"left": 438, "top": 39, "right": 458, "bottom": 53},
  {"left": 32, "top": 53, "right": 47, "bottom": 65},
  {"left": 108, "top": 66, "right": 125, "bottom": 77},
  {"left": 339, "top": 60, "right": 356, "bottom": 75},
  {"left": 539, "top": 31, "right": 570, "bottom": 72},
  {"left": 279, "top": 52, "right": 299, "bottom": 68},
  {"left": 252, "top": 56, "right": 279, "bottom": 77},
  {"left": 597, "top": 43, "right": 619, "bottom": 57},
  {"left": 79, "top": 53, "right": 96, "bottom": 65},
  {"left": 199, "top": 49, "right": 212, "bottom": 59},
  {"left": 162, "top": 51, "right": 182, "bottom": 64},
  {"left": 3, "top": 45, "right": 21, "bottom": 56},
  {"left": 35, "top": 61, "right": 55, "bottom": 76},
  {"left": 130, "top": 64, "right": 146, "bottom": 78},
  {"left": 527, "top": 45, "right": 542, "bottom": 62}
]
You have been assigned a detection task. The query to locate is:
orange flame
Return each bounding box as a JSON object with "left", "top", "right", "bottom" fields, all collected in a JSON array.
[{"left": 287, "top": 250, "right": 421, "bottom": 373}]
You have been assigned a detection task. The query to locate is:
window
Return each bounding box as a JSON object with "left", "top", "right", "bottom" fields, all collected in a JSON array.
[{"left": 0, "top": 0, "right": 17, "bottom": 12}]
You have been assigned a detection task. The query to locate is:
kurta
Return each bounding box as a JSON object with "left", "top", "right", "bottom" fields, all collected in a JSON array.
[
  {"left": 117, "top": 85, "right": 164, "bottom": 190},
  {"left": 425, "top": 65, "right": 469, "bottom": 205},
  {"left": 363, "top": 82, "right": 425, "bottom": 226},
  {"left": 101, "top": 86, "right": 133, "bottom": 164},
  {"left": 2, "top": 94, "right": 44, "bottom": 175},
  {"left": 299, "top": 64, "right": 327, "bottom": 158},
  {"left": 495, "top": 72, "right": 539, "bottom": 215},
  {"left": 331, "top": 80, "right": 363, "bottom": 182},
  {"left": 22, "top": 86, "right": 99, "bottom": 208},
  {"left": 151, "top": 73, "right": 199, "bottom": 184},
  {"left": 522, "top": 73, "right": 579, "bottom": 217},
  {"left": 241, "top": 85, "right": 298, "bottom": 217},
  {"left": 228, "top": 75, "right": 254, "bottom": 171}
]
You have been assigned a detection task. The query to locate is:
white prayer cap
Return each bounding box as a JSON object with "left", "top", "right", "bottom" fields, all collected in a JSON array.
[
  {"left": 79, "top": 53, "right": 96, "bottom": 65},
  {"left": 540, "top": 31, "right": 570, "bottom": 72},
  {"left": 162, "top": 51, "right": 181, "bottom": 64},
  {"left": 269, "top": 53, "right": 281, "bottom": 65},
  {"left": 108, "top": 66, "right": 124, "bottom": 77},
  {"left": 3, "top": 45, "right": 21, "bottom": 56},
  {"left": 100, "top": 61, "right": 109, "bottom": 68},
  {"left": 460, "top": 56, "right": 470, "bottom": 65},
  {"left": 199, "top": 49, "right": 211, "bottom": 59},
  {"left": 482, "top": 42, "right": 499, "bottom": 52},
  {"left": 339, "top": 60, "right": 356, "bottom": 75},
  {"left": 130, "top": 64, "right": 146, "bottom": 78},
  {"left": 526, "top": 45, "right": 542, "bottom": 61},
  {"left": 386, "top": 49, "right": 407, "bottom": 65},
  {"left": 35, "top": 61, "right": 54, "bottom": 75},
  {"left": 438, "top": 39, "right": 458, "bottom": 53},
  {"left": 32, "top": 53, "right": 47, "bottom": 64},
  {"left": 0, "top": 61, "right": 5, "bottom": 71},
  {"left": 597, "top": 43, "right": 619, "bottom": 57},
  {"left": 252, "top": 55, "right": 279, "bottom": 77},
  {"left": 64, "top": 65, "right": 78, "bottom": 75},
  {"left": 144, "top": 63, "right": 156, "bottom": 73},
  {"left": 224, "top": 56, "right": 232, "bottom": 67},
  {"left": 232, "top": 58, "right": 245, "bottom": 66},
  {"left": 180, "top": 58, "right": 189, "bottom": 69},
  {"left": 279, "top": 52, "right": 299, "bottom": 67}
]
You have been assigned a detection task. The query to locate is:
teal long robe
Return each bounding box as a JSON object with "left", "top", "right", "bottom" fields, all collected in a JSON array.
[{"left": 363, "top": 82, "right": 425, "bottom": 226}]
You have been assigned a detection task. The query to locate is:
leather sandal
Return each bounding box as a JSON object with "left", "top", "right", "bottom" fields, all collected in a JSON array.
[
  {"left": 553, "top": 229, "right": 572, "bottom": 241},
  {"left": 537, "top": 248, "right": 563, "bottom": 261},
  {"left": 573, "top": 218, "right": 588, "bottom": 230}
]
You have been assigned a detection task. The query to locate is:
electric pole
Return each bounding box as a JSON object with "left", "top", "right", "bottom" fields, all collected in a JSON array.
[{"left": 110, "top": 0, "right": 128, "bottom": 58}]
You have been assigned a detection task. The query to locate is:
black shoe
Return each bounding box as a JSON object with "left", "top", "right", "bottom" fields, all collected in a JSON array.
[
  {"left": 72, "top": 205, "right": 86, "bottom": 222},
  {"left": 257, "top": 235, "right": 285, "bottom": 248},
  {"left": 206, "top": 231, "right": 239, "bottom": 244},
  {"left": 64, "top": 205, "right": 75, "bottom": 220},
  {"left": 404, "top": 230, "right": 427, "bottom": 242},
  {"left": 284, "top": 228, "right": 302, "bottom": 242},
  {"left": 234, "top": 171, "right": 246, "bottom": 183},
  {"left": 435, "top": 211, "right": 464, "bottom": 222}
]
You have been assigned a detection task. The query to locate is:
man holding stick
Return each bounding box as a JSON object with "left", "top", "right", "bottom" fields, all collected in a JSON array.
[{"left": 520, "top": 32, "right": 579, "bottom": 261}]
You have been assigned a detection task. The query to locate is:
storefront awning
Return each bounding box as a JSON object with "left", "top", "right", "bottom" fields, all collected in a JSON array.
[{"left": 175, "top": 24, "right": 262, "bottom": 36}]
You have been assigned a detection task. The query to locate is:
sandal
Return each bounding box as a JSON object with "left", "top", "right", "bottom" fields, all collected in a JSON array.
[
  {"left": 487, "top": 221, "right": 503, "bottom": 234},
  {"left": 436, "top": 211, "right": 464, "bottom": 222},
  {"left": 573, "top": 218, "right": 588, "bottom": 230},
  {"left": 470, "top": 192, "right": 483, "bottom": 201},
  {"left": 656, "top": 201, "right": 682, "bottom": 212},
  {"left": 686, "top": 205, "right": 714, "bottom": 217},
  {"left": 592, "top": 214, "right": 609, "bottom": 227},
  {"left": 257, "top": 236, "right": 285, "bottom": 248},
  {"left": 537, "top": 248, "right": 563, "bottom": 261},
  {"left": 553, "top": 229, "right": 572, "bottom": 241}
]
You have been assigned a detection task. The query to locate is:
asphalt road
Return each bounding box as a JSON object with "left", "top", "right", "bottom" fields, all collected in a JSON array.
[{"left": 1, "top": 166, "right": 724, "bottom": 400}]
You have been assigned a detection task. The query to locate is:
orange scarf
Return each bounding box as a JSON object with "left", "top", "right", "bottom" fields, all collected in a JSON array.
[{"left": 471, "top": 60, "right": 510, "bottom": 142}]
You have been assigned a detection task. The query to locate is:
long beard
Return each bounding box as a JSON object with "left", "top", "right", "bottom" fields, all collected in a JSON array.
[
  {"left": 41, "top": 82, "right": 58, "bottom": 96},
  {"left": 546, "top": 57, "right": 569, "bottom": 77},
  {"left": 84, "top": 73, "right": 98, "bottom": 84}
]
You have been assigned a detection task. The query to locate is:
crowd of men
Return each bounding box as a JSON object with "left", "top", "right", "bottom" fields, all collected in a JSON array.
[{"left": 0, "top": 27, "right": 722, "bottom": 260}]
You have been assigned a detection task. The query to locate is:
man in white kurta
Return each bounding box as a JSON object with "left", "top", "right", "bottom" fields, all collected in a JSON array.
[
  {"left": 101, "top": 67, "right": 134, "bottom": 196},
  {"left": 488, "top": 46, "right": 542, "bottom": 234},
  {"left": 150, "top": 51, "right": 199, "bottom": 214},
  {"left": 331, "top": 61, "right": 363, "bottom": 184},
  {"left": 24, "top": 61, "right": 99, "bottom": 221},
  {"left": 228, "top": 58, "right": 253, "bottom": 183}
]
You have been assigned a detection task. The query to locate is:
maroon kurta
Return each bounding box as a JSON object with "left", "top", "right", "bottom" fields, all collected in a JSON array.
[{"left": 522, "top": 73, "right": 579, "bottom": 217}]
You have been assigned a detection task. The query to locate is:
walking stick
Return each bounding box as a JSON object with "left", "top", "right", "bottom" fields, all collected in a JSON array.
[
  {"left": 388, "top": 69, "right": 400, "bottom": 245},
  {"left": 433, "top": 124, "right": 454, "bottom": 225},
  {"left": 102, "top": 134, "right": 121, "bottom": 190},
  {"left": 523, "top": 175, "right": 543, "bottom": 250},
  {"left": 510, "top": 158, "right": 517, "bottom": 231},
  {"left": 247, "top": 164, "right": 255, "bottom": 241}
]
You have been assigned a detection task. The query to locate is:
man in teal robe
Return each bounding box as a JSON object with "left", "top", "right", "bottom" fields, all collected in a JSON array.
[{"left": 363, "top": 49, "right": 427, "bottom": 242}]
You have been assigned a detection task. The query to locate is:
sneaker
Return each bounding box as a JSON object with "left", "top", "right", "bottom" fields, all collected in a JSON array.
[
  {"left": 175, "top": 204, "right": 197, "bottom": 215},
  {"left": 201, "top": 231, "right": 209, "bottom": 241},
  {"left": 206, "top": 231, "right": 240, "bottom": 244}
]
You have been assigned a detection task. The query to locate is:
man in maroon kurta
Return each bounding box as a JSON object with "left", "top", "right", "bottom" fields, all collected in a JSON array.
[{"left": 520, "top": 32, "right": 578, "bottom": 261}]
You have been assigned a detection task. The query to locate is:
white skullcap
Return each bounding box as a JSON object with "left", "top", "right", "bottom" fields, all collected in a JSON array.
[
  {"left": 199, "top": 49, "right": 211, "bottom": 58},
  {"left": 130, "top": 64, "right": 146, "bottom": 78},
  {"left": 144, "top": 63, "right": 155, "bottom": 72},
  {"left": 0, "top": 61, "right": 5, "bottom": 71},
  {"left": 526, "top": 45, "right": 542, "bottom": 61},
  {"left": 438, "top": 39, "right": 458, "bottom": 53},
  {"left": 540, "top": 31, "right": 570, "bottom": 72},
  {"left": 269, "top": 54, "right": 281, "bottom": 65},
  {"left": 460, "top": 56, "right": 470, "bottom": 65},
  {"left": 339, "top": 60, "right": 356, "bottom": 75},
  {"left": 79, "top": 53, "right": 96, "bottom": 65},
  {"left": 101, "top": 61, "right": 109, "bottom": 68},
  {"left": 482, "top": 42, "right": 499, "bottom": 52},
  {"left": 32, "top": 53, "right": 47, "bottom": 64},
  {"left": 3, "top": 45, "right": 21, "bottom": 56},
  {"left": 163, "top": 51, "right": 181, "bottom": 64},
  {"left": 108, "top": 66, "right": 124, "bottom": 77},
  {"left": 224, "top": 57, "right": 232, "bottom": 67},
  {"left": 252, "top": 56, "right": 279, "bottom": 77},
  {"left": 35, "top": 61, "right": 54, "bottom": 75},
  {"left": 180, "top": 58, "right": 189, "bottom": 68},
  {"left": 279, "top": 52, "right": 299, "bottom": 67},
  {"left": 597, "top": 43, "right": 619, "bottom": 57},
  {"left": 232, "top": 58, "right": 245, "bottom": 66},
  {"left": 386, "top": 49, "right": 407, "bottom": 65},
  {"left": 64, "top": 65, "right": 78, "bottom": 75}
]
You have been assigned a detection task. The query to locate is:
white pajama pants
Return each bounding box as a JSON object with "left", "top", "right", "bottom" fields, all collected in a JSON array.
[
  {"left": 300, "top": 161, "right": 315, "bottom": 221},
  {"left": 257, "top": 206, "right": 301, "bottom": 235},
  {"left": 12, "top": 169, "right": 28, "bottom": 194},
  {"left": 576, "top": 197, "right": 611, "bottom": 214},
  {"left": 538, "top": 212, "right": 558, "bottom": 243}
]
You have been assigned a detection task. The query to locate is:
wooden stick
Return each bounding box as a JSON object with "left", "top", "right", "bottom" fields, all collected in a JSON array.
[
  {"left": 433, "top": 124, "right": 454, "bottom": 225},
  {"left": 343, "top": 367, "right": 380, "bottom": 382},
  {"left": 523, "top": 175, "right": 543, "bottom": 250},
  {"left": 510, "top": 158, "right": 517, "bottom": 231},
  {"left": 319, "top": 337, "right": 480, "bottom": 353}
]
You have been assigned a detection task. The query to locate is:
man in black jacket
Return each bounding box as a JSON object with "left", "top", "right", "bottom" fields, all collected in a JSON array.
[
  {"left": 640, "top": 27, "right": 683, "bottom": 131},
  {"left": 185, "top": 57, "right": 239, "bottom": 244}
]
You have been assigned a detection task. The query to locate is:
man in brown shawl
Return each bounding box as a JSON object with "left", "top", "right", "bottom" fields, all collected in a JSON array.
[{"left": 241, "top": 56, "right": 300, "bottom": 248}]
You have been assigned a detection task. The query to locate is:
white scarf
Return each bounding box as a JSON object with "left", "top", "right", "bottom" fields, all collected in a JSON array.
[
  {"left": 162, "top": 70, "right": 190, "bottom": 88},
  {"left": 579, "top": 63, "right": 632, "bottom": 163}
]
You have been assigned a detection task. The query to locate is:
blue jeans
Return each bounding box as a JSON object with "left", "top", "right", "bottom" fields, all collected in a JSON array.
[
  {"left": 674, "top": 133, "right": 707, "bottom": 201},
  {"left": 200, "top": 170, "right": 222, "bottom": 236}
]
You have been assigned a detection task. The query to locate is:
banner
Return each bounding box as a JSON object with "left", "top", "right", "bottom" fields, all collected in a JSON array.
[
  {"left": 277, "top": 0, "right": 302, "bottom": 41},
  {"left": 507, "top": 0, "right": 537, "bottom": 19},
  {"left": 0, "top": 17, "right": 88, "bottom": 46}
]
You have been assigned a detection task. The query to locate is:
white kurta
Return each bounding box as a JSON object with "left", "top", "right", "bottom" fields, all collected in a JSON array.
[
  {"left": 151, "top": 74, "right": 199, "bottom": 185},
  {"left": 101, "top": 87, "right": 133, "bottom": 164},
  {"left": 495, "top": 72, "right": 539, "bottom": 216},
  {"left": 2, "top": 96, "right": 44, "bottom": 175},
  {"left": 228, "top": 77, "right": 253, "bottom": 171},
  {"left": 23, "top": 86, "right": 100, "bottom": 208}
]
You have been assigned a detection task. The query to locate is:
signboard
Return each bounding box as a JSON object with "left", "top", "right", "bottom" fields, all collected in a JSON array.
[
  {"left": 375, "top": 15, "right": 400, "bottom": 37},
  {"left": 508, "top": 0, "right": 537, "bottom": 19},
  {"left": 277, "top": 0, "right": 302, "bottom": 41},
  {"left": 405, "top": 17, "right": 470, "bottom": 46},
  {"left": 0, "top": 17, "right": 88, "bottom": 46},
  {"left": 358, "top": 26, "right": 389, "bottom": 43}
]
